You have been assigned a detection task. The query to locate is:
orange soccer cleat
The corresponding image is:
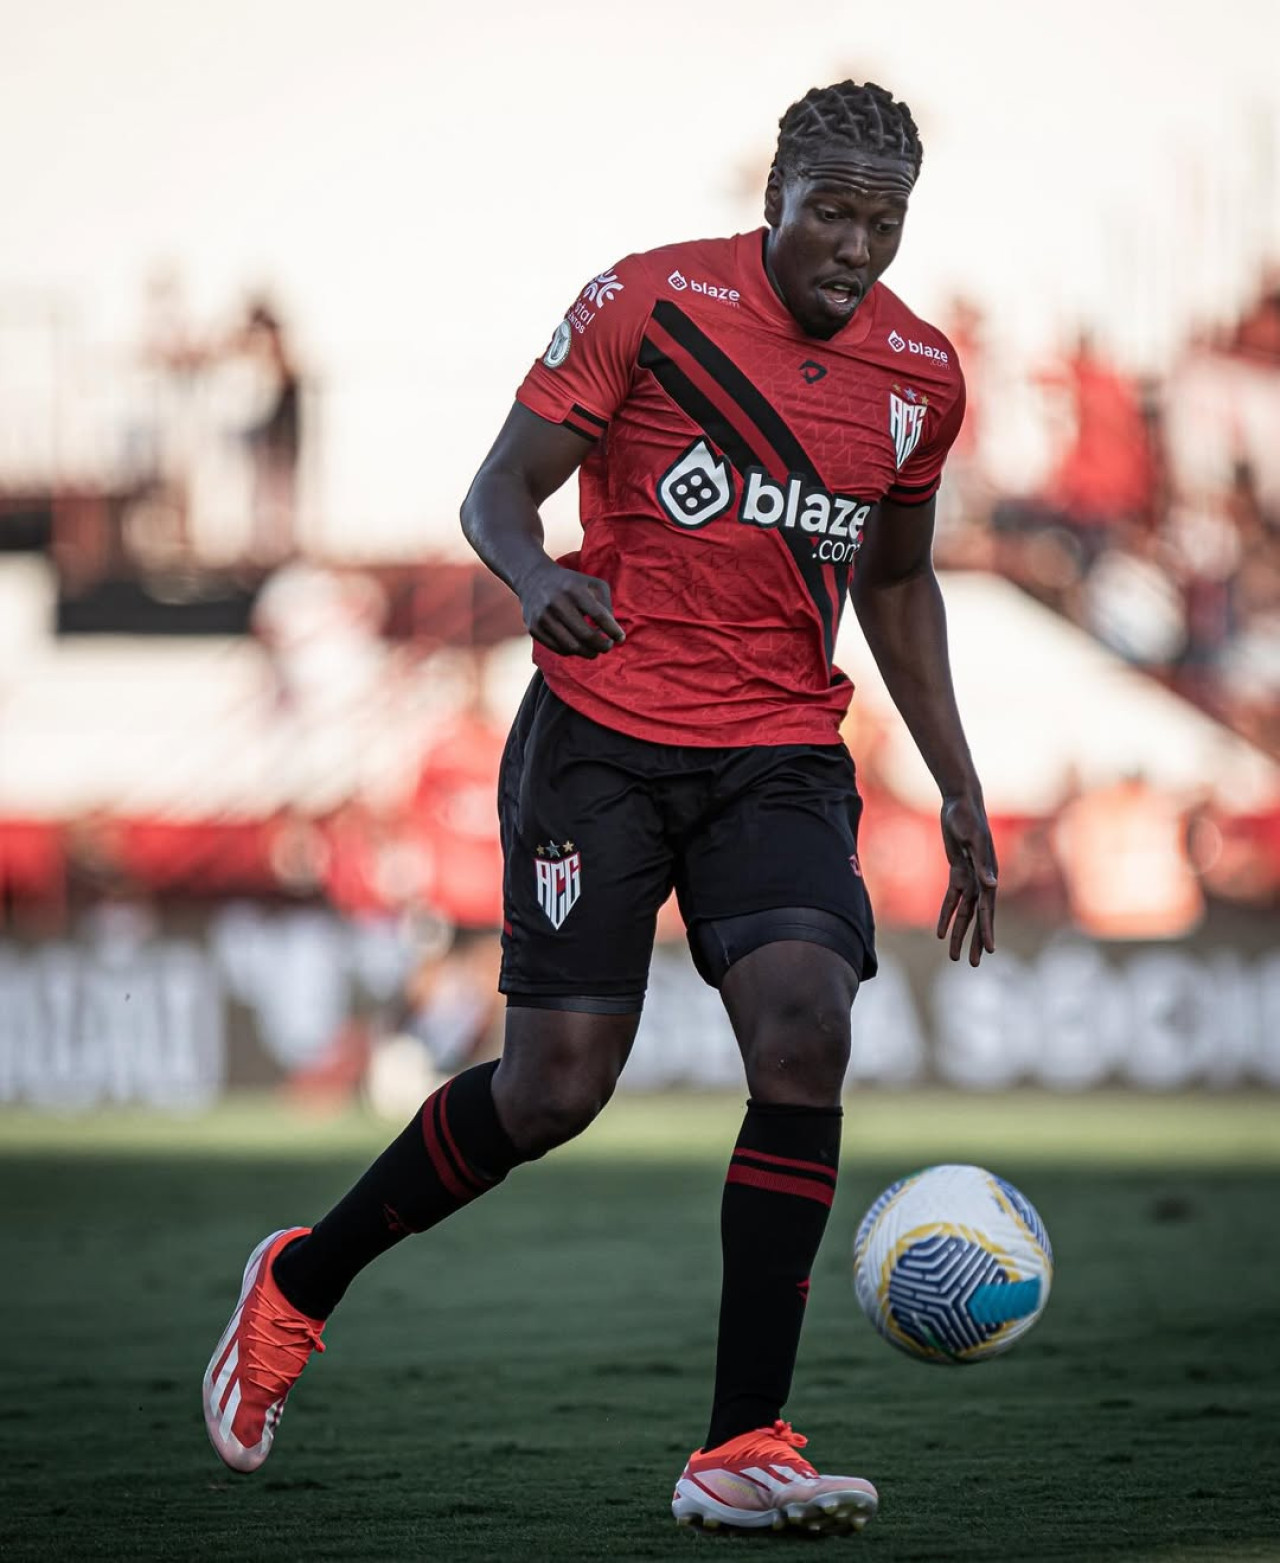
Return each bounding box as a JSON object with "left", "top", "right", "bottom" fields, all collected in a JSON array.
[
  {"left": 203, "top": 1228, "right": 326, "bottom": 1473},
  {"left": 672, "top": 1419, "right": 878, "bottom": 1534}
]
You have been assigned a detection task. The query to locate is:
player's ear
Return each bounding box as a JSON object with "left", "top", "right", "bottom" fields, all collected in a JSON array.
[{"left": 764, "top": 164, "right": 784, "bottom": 228}]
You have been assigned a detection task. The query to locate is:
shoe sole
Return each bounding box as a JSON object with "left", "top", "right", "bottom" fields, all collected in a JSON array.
[
  {"left": 202, "top": 1228, "right": 293, "bottom": 1472},
  {"left": 673, "top": 1485, "right": 878, "bottom": 1535}
]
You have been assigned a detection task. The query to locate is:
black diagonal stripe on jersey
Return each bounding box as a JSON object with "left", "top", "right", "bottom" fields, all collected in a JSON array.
[
  {"left": 833, "top": 560, "right": 853, "bottom": 631},
  {"left": 650, "top": 301, "right": 842, "bottom": 667},
  {"left": 652, "top": 300, "right": 821, "bottom": 479},
  {"left": 638, "top": 336, "right": 766, "bottom": 477},
  {"left": 641, "top": 324, "right": 842, "bottom": 669}
]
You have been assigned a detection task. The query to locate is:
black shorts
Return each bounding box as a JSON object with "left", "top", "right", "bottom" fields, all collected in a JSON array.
[{"left": 497, "top": 675, "right": 877, "bottom": 1010}]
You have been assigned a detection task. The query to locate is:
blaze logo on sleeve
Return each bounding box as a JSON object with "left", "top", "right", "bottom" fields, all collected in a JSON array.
[
  {"left": 887, "top": 328, "right": 949, "bottom": 363},
  {"left": 534, "top": 842, "right": 582, "bottom": 930},
  {"left": 657, "top": 439, "right": 735, "bottom": 528},
  {"left": 666, "top": 268, "right": 739, "bottom": 304}
]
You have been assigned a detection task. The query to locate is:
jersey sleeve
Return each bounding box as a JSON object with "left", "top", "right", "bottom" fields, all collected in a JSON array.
[
  {"left": 884, "top": 367, "right": 967, "bottom": 507},
  {"left": 516, "top": 256, "right": 652, "bottom": 441}
]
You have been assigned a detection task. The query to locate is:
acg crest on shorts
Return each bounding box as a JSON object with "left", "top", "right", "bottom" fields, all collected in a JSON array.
[{"left": 534, "top": 840, "right": 582, "bottom": 930}]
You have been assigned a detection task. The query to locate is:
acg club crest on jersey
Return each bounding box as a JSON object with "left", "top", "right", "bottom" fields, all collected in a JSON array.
[
  {"left": 889, "top": 385, "right": 928, "bottom": 469},
  {"left": 534, "top": 841, "right": 582, "bottom": 929}
]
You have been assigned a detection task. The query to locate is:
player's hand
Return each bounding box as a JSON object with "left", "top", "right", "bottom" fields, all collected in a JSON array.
[
  {"left": 937, "top": 793, "right": 998, "bottom": 967},
  {"left": 517, "top": 562, "right": 626, "bottom": 659}
]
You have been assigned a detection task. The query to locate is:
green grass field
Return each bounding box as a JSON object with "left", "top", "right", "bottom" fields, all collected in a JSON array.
[{"left": 2, "top": 1093, "right": 1278, "bottom": 1563}]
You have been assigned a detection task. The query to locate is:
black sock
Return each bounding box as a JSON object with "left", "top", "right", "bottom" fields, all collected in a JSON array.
[
  {"left": 273, "top": 1061, "right": 523, "bottom": 1318},
  {"left": 705, "top": 1099, "right": 842, "bottom": 1449}
]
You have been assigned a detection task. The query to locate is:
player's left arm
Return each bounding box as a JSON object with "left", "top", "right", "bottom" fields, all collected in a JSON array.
[{"left": 849, "top": 493, "right": 997, "bottom": 966}]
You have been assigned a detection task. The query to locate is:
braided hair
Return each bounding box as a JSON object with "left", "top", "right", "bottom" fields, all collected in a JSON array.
[{"left": 772, "top": 81, "right": 923, "bottom": 183}]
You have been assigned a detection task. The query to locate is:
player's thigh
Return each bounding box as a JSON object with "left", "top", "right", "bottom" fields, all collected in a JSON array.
[
  {"left": 498, "top": 675, "right": 674, "bottom": 1010},
  {"left": 677, "top": 743, "right": 878, "bottom": 991}
]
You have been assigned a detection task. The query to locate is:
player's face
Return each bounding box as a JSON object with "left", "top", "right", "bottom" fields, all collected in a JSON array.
[{"left": 764, "top": 151, "right": 915, "bottom": 338}]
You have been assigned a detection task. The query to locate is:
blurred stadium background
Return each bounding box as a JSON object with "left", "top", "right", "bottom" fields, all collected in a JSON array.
[{"left": 2, "top": 3, "right": 1280, "bottom": 1559}]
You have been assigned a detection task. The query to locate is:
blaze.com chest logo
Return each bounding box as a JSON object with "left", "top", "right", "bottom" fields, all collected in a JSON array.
[{"left": 657, "top": 439, "right": 871, "bottom": 562}]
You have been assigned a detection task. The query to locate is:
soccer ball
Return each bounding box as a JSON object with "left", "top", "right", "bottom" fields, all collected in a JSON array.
[{"left": 852, "top": 1164, "right": 1053, "bottom": 1365}]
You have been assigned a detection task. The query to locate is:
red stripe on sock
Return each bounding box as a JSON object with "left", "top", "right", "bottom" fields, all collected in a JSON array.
[
  {"left": 420, "top": 1090, "right": 477, "bottom": 1203},
  {"left": 726, "top": 1165, "right": 835, "bottom": 1208},
  {"left": 732, "top": 1147, "right": 837, "bottom": 1185},
  {"left": 435, "top": 1078, "right": 491, "bottom": 1195}
]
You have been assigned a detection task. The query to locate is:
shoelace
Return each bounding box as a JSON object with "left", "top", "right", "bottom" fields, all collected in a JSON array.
[
  {"left": 241, "top": 1305, "right": 326, "bottom": 1396},
  {"left": 769, "top": 1421, "right": 807, "bottom": 1450},
  {"left": 730, "top": 1420, "right": 816, "bottom": 1472}
]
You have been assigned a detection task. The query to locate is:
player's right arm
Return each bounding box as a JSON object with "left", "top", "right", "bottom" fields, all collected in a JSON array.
[
  {"left": 461, "top": 405, "right": 625, "bottom": 659},
  {"left": 462, "top": 257, "right": 651, "bottom": 659}
]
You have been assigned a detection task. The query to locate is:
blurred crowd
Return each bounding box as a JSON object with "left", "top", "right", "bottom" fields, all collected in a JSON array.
[
  {"left": 0, "top": 270, "right": 308, "bottom": 580},
  {"left": 3, "top": 634, "right": 1277, "bottom": 939},
  {"left": 936, "top": 270, "right": 1280, "bottom": 756},
  {"left": 3, "top": 261, "right": 1280, "bottom": 964},
  {"left": 845, "top": 696, "right": 1280, "bottom": 939},
  {"left": 124, "top": 272, "right": 306, "bottom": 568},
  {"left": 6, "top": 261, "right": 1278, "bottom": 752}
]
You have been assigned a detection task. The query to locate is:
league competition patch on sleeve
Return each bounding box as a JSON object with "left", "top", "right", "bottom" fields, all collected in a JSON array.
[
  {"left": 541, "top": 268, "right": 628, "bottom": 369},
  {"left": 542, "top": 320, "right": 573, "bottom": 369}
]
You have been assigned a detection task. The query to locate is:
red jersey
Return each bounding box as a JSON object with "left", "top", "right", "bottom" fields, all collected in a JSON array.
[{"left": 516, "top": 230, "right": 965, "bottom": 746}]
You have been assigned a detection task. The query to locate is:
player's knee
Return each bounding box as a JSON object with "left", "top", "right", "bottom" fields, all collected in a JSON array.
[
  {"left": 721, "top": 939, "right": 858, "bottom": 1105},
  {"left": 495, "top": 1007, "right": 636, "bottom": 1155},
  {"left": 741, "top": 986, "right": 852, "bottom": 1052},
  {"left": 739, "top": 994, "right": 852, "bottom": 1105},
  {"left": 743, "top": 1039, "right": 851, "bottom": 1106},
  {"left": 506, "top": 1068, "right": 616, "bottom": 1155},
  {"left": 494, "top": 1042, "right": 621, "bottom": 1155}
]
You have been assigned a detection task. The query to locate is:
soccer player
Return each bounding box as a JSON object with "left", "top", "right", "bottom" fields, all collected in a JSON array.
[{"left": 204, "top": 79, "right": 998, "bottom": 1537}]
